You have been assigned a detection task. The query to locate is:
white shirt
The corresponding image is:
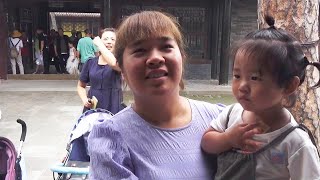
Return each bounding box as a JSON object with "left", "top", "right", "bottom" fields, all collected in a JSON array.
[
  {"left": 210, "top": 103, "right": 320, "bottom": 180},
  {"left": 9, "top": 37, "right": 23, "bottom": 52}
]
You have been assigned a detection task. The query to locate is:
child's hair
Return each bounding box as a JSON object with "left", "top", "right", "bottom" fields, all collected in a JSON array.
[
  {"left": 68, "top": 40, "right": 75, "bottom": 47},
  {"left": 114, "top": 10, "right": 186, "bottom": 89},
  {"left": 99, "top": 28, "right": 116, "bottom": 37},
  {"left": 231, "top": 15, "right": 320, "bottom": 107}
]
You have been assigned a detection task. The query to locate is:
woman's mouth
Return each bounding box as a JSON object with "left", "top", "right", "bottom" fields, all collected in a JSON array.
[{"left": 146, "top": 72, "right": 168, "bottom": 79}]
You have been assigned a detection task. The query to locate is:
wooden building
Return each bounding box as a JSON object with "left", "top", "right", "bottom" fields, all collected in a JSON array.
[{"left": 0, "top": 0, "right": 257, "bottom": 84}]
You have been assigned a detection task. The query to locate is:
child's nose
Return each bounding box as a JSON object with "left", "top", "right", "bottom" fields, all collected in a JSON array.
[{"left": 238, "top": 80, "right": 249, "bottom": 92}]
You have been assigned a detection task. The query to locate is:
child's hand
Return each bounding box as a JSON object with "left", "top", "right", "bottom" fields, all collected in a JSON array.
[{"left": 225, "top": 123, "right": 262, "bottom": 152}]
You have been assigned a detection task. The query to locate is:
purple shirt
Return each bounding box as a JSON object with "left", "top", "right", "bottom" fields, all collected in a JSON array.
[
  {"left": 88, "top": 99, "right": 224, "bottom": 180},
  {"left": 80, "top": 57, "right": 123, "bottom": 114}
]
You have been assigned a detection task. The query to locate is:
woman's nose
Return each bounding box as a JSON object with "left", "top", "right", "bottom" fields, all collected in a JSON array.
[{"left": 146, "top": 49, "right": 165, "bottom": 68}]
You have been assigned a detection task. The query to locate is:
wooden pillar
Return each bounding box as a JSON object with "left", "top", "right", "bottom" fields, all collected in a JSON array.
[
  {"left": 218, "top": 0, "right": 232, "bottom": 84},
  {"left": 210, "top": 0, "right": 220, "bottom": 79},
  {"left": 37, "top": 2, "right": 49, "bottom": 32},
  {"left": 102, "top": 0, "right": 111, "bottom": 27},
  {"left": 0, "top": 0, "right": 8, "bottom": 79}
]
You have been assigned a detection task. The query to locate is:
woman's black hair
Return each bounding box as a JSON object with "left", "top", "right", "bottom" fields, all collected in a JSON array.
[{"left": 231, "top": 15, "right": 320, "bottom": 107}]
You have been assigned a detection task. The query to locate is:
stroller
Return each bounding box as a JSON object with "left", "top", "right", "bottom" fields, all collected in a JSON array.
[
  {"left": 50, "top": 108, "right": 113, "bottom": 180},
  {"left": 0, "top": 119, "right": 27, "bottom": 180}
]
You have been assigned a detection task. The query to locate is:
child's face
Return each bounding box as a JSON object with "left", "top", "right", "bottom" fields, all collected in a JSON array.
[
  {"left": 68, "top": 43, "right": 73, "bottom": 48},
  {"left": 232, "top": 52, "right": 286, "bottom": 112},
  {"left": 121, "top": 34, "right": 183, "bottom": 97},
  {"left": 101, "top": 31, "right": 116, "bottom": 53}
]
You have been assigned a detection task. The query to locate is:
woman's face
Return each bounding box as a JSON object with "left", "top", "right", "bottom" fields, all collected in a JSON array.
[
  {"left": 121, "top": 34, "right": 183, "bottom": 97},
  {"left": 101, "top": 31, "right": 116, "bottom": 52}
]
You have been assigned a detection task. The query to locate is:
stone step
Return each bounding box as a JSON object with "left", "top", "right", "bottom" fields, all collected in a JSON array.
[{"left": 7, "top": 74, "right": 79, "bottom": 80}]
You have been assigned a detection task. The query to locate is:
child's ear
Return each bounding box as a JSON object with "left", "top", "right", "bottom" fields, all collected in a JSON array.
[{"left": 284, "top": 76, "right": 300, "bottom": 96}]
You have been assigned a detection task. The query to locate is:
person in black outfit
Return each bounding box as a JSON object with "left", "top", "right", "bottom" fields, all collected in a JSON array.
[
  {"left": 54, "top": 28, "right": 69, "bottom": 73},
  {"left": 36, "top": 27, "right": 50, "bottom": 74}
]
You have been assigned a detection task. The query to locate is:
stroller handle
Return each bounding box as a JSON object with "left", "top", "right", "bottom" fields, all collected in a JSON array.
[{"left": 17, "top": 119, "right": 27, "bottom": 142}]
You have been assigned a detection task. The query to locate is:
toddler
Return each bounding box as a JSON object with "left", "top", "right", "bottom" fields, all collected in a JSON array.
[{"left": 201, "top": 15, "right": 320, "bottom": 180}]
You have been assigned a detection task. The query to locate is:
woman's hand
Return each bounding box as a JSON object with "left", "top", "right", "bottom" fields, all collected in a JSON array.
[
  {"left": 225, "top": 123, "right": 262, "bottom": 152},
  {"left": 83, "top": 98, "right": 93, "bottom": 109},
  {"left": 93, "top": 36, "right": 104, "bottom": 49}
]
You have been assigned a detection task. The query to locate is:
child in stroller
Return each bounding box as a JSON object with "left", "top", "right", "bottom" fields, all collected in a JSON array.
[
  {"left": 50, "top": 108, "right": 113, "bottom": 180},
  {"left": 0, "top": 119, "right": 27, "bottom": 180}
]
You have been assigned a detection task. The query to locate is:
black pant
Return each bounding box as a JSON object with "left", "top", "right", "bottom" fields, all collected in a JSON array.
[
  {"left": 58, "top": 54, "right": 69, "bottom": 73},
  {"left": 43, "top": 50, "right": 50, "bottom": 74},
  {"left": 50, "top": 56, "right": 62, "bottom": 73}
]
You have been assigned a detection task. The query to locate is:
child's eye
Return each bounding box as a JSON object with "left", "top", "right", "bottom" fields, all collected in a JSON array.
[
  {"left": 233, "top": 75, "right": 240, "bottom": 79},
  {"left": 251, "top": 76, "right": 260, "bottom": 81}
]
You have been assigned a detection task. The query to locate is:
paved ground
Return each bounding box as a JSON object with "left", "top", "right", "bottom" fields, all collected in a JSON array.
[{"left": 0, "top": 79, "right": 231, "bottom": 180}]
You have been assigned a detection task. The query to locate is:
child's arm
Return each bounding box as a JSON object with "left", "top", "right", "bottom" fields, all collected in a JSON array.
[{"left": 201, "top": 123, "right": 260, "bottom": 154}]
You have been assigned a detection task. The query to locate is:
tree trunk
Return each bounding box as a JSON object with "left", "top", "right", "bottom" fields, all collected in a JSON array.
[{"left": 257, "top": 0, "right": 320, "bottom": 148}]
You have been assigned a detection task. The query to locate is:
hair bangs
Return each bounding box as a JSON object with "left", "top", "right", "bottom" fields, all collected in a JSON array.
[
  {"left": 120, "top": 11, "right": 182, "bottom": 47},
  {"left": 115, "top": 11, "right": 186, "bottom": 67},
  {"left": 233, "top": 39, "right": 288, "bottom": 82}
]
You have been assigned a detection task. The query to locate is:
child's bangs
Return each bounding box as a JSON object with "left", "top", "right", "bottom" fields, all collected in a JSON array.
[{"left": 235, "top": 39, "right": 286, "bottom": 75}]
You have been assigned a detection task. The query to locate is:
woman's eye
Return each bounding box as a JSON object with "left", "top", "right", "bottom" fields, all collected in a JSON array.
[
  {"left": 133, "top": 48, "right": 145, "bottom": 54},
  {"left": 163, "top": 44, "right": 174, "bottom": 49}
]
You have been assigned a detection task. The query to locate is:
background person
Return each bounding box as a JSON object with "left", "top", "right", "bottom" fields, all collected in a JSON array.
[
  {"left": 66, "top": 40, "right": 79, "bottom": 75},
  {"left": 20, "top": 31, "right": 32, "bottom": 73},
  {"left": 33, "top": 27, "right": 46, "bottom": 74},
  {"left": 76, "top": 29, "right": 98, "bottom": 72},
  {"left": 201, "top": 15, "right": 320, "bottom": 179},
  {"left": 8, "top": 30, "right": 24, "bottom": 74},
  {"left": 88, "top": 11, "right": 225, "bottom": 179},
  {"left": 48, "top": 29, "right": 61, "bottom": 74},
  {"left": 77, "top": 28, "right": 123, "bottom": 114},
  {"left": 54, "top": 28, "right": 69, "bottom": 74}
]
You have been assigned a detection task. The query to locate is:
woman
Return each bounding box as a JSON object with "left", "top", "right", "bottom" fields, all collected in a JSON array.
[
  {"left": 77, "top": 28, "right": 123, "bottom": 114},
  {"left": 88, "top": 11, "right": 224, "bottom": 179}
]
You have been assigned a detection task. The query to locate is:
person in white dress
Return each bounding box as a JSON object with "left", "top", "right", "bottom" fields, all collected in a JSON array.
[{"left": 66, "top": 41, "right": 79, "bottom": 75}]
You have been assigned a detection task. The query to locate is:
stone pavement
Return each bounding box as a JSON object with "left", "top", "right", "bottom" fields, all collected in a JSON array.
[
  {"left": 0, "top": 79, "right": 231, "bottom": 180},
  {"left": 0, "top": 79, "right": 232, "bottom": 93}
]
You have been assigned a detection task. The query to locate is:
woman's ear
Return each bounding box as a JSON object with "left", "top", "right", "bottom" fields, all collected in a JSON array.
[{"left": 284, "top": 76, "right": 300, "bottom": 96}]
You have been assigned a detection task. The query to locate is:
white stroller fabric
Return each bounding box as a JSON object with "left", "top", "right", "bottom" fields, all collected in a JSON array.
[{"left": 70, "top": 111, "right": 113, "bottom": 143}]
